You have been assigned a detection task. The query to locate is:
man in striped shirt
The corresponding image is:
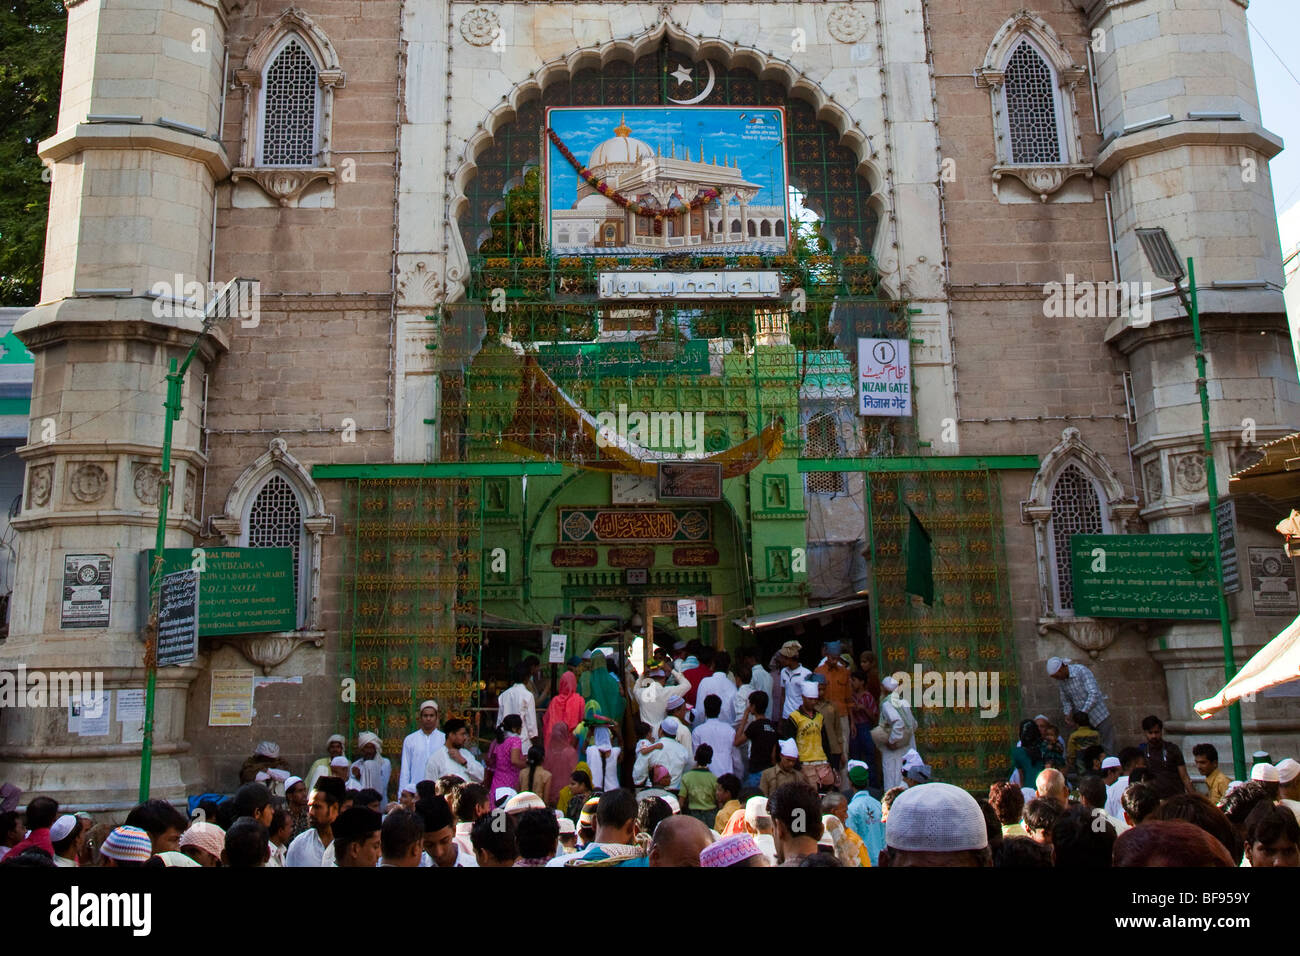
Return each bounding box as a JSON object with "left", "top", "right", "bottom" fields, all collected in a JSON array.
[{"left": 1047, "top": 657, "right": 1115, "bottom": 754}]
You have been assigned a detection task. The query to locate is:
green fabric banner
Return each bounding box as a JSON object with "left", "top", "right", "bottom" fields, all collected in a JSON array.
[{"left": 905, "top": 504, "right": 933, "bottom": 606}]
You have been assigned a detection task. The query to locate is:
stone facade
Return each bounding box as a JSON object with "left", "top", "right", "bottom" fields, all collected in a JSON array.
[{"left": 2, "top": 0, "right": 1297, "bottom": 805}]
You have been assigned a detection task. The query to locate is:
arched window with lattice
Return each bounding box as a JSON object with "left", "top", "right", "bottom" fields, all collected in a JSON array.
[
  {"left": 259, "top": 37, "right": 320, "bottom": 167},
  {"left": 1003, "top": 39, "right": 1065, "bottom": 165},
  {"left": 242, "top": 472, "right": 309, "bottom": 627},
  {"left": 1047, "top": 463, "right": 1107, "bottom": 615}
]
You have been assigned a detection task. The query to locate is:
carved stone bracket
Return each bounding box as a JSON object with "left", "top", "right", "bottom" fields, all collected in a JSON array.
[
  {"left": 231, "top": 167, "right": 337, "bottom": 206},
  {"left": 212, "top": 630, "right": 325, "bottom": 675},
  {"left": 1038, "top": 617, "right": 1148, "bottom": 659},
  {"left": 992, "top": 163, "right": 1094, "bottom": 202}
]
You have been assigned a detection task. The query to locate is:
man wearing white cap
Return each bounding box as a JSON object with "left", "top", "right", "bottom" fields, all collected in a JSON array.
[
  {"left": 873, "top": 675, "right": 917, "bottom": 790},
  {"left": 878, "top": 781, "right": 992, "bottom": 867},
  {"left": 634, "top": 663, "right": 692, "bottom": 731},
  {"left": 783, "top": 680, "right": 831, "bottom": 791},
  {"left": 1047, "top": 656, "right": 1114, "bottom": 754},
  {"left": 49, "top": 815, "right": 84, "bottom": 868},
  {"left": 306, "top": 734, "right": 347, "bottom": 793},
  {"left": 743, "top": 795, "right": 778, "bottom": 863},
  {"left": 351, "top": 731, "right": 393, "bottom": 798},
  {"left": 400, "top": 700, "right": 445, "bottom": 796},
  {"left": 1276, "top": 758, "right": 1300, "bottom": 823},
  {"left": 647, "top": 717, "right": 690, "bottom": 790},
  {"left": 1100, "top": 755, "right": 1122, "bottom": 788},
  {"left": 775, "top": 641, "right": 811, "bottom": 720},
  {"left": 760, "top": 739, "right": 802, "bottom": 796},
  {"left": 1251, "top": 760, "right": 1281, "bottom": 799},
  {"left": 901, "top": 748, "right": 933, "bottom": 787}
]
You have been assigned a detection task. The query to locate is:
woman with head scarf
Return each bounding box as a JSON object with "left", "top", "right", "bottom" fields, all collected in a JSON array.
[
  {"left": 350, "top": 731, "right": 392, "bottom": 799},
  {"left": 585, "top": 726, "right": 622, "bottom": 791},
  {"left": 1010, "top": 718, "right": 1046, "bottom": 789},
  {"left": 579, "top": 650, "right": 626, "bottom": 727},
  {"left": 541, "top": 721, "right": 580, "bottom": 806},
  {"left": 542, "top": 671, "right": 585, "bottom": 748}
]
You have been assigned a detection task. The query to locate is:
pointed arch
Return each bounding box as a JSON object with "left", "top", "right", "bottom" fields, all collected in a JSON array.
[
  {"left": 975, "top": 12, "right": 1091, "bottom": 201},
  {"left": 212, "top": 439, "right": 335, "bottom": 630},
  {"left": 1023, "top": 428, "right": 1140, "bottom": 618}
]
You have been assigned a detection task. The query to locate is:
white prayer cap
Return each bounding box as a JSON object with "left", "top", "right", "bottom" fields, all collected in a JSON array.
[
  {"left": 330, "top": 756, "right": 350, "bottom": 768},
  {"left": 254, "top": 771, "right": 270, "bottom": 782},
  {"left": 666, "top": 696, "right": 686, "bottom": 711},
  {"left": 400, "top": 782, "right": 419, "bottom": 796},
  {"left": 50, "top": 814, "right": 79, "bottom": 843},
  {"left": 255, "top": 741, "right": 280, "bottom": 758},
  {"left": 1253, "top": 750, "right": 1271, "bottom": 760},
  {"left": 156, "top": 850, "right": 201, "bottom": 868},
  {"left": 801, "top": 680, "right": 819, "bottom": 699},
  {"left": 285, "top": 775, "right": 304, "bottom": 792},
  {"left": 885, "top": 782, "right": 988, "bottom": 852},
  {"left": 1251, "top": 762, "right": 1279, "bottom": 783},
  {"left": 1276, "top": 758, "right": 1300, "bottom": 784},
  {"left": 846, "top": 759, "right": 869, "bottom": 775},
  {"left": 267, "top": 768, "right": 290, "bottom": 782},
  {"left": 557, "top": 817, "right": 577, "bottom": 835},
  {"left": 1046, "top": 657, "right": 1065, "bottom": 676},
  {"left": 327, "top": 734, "right": 346, "bottom": 746},
  {"left": 495, "top": 787, "right": 518, "bottom": 805},
  {"left": 744, "top": 796, "right": 770, "bottom": 827},
  {"left": 881, "top": 676, "right": 899, "bottom": 693},
  {"left": 505, "top": 792, "right": 545, "bottom": 813},
  {"left": 660, "top": 716, "right": 680, "bottom": 736},
  {"left": 594, "top": 726, "right": 612, "bottom": 750},
  {"left": 418, "top": 699, "right": 439, "bottom": 713},
  {"left": 357, "top": 731, "right": 382, "bottom": 753},
  {"left": 1101, "top": 756, "right": 1121, "bottom": 770},
  {"left": 659, "top": 792, "right": 681, "bottom": 814},
  {"left": 1225, "top": 780, "right": 1246, "bottom": 797},
  {"left": 778, "top": 739, "right": 799, "bottom": 760}
]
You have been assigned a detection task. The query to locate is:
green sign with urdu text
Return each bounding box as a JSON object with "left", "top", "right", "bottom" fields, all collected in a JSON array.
[
  {"left": 141, "top": 547, "right": 296, "bottom": 636},
  {"left": 1071, "top": 534, "right": 1219, "bottom": 620}
]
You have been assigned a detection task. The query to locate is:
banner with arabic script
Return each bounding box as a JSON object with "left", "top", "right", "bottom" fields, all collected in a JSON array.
[{"left": 558, "top": 507, "right": 712, "bottom": 544}]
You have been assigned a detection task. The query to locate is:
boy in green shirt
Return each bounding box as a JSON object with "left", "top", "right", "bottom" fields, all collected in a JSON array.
[{"left": 680, "top": 745, "right": 719, "bottom": 829}]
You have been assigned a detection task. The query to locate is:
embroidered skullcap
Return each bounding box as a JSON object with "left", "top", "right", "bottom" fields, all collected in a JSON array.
[
  {"left": 330, "top": 756, "right": 350, "bottom": 768},
  {"left": 881, "top": 676, "right": 899, "bottom": 693},
  {"left": 285, "top": 775, "right": 305, "bottom": 792},
  {"left": 579, "top": 796, "right": 601, "bottom": 828},
  {"left": 1101, "top": 756, "right": 1121, "bottom": 769},
  {"left": 179, "top": 821, "right": 226, "bottom": 859},
  {"left": 557, "top": 817, "right": 576, "bottom": 835},
  {"left": 254, "top": 741, "right": 280, "bottom": 758},
  {"left": 666, "top": 696, "right": 686, "bottom": 711},
  {"left": 49, "top": 815, "right": 78, "bottom": 843},
  {"left": 101, "top": 825, "right": 154, "bottom": 863},
  {"left": 505, "top": 792, "right": 546, "bottom": 813},
  {"left": 700, "top": 833, "right": 763, "bottom": 868},
  {"left": 419, "top": 700, "right": 439, "bottom": 713},
  {"left": 885, "top": 782, "right": 988, "bottom": 852},
  {"left": 660, "top": 716, "right": 680, "bottom": 736}
]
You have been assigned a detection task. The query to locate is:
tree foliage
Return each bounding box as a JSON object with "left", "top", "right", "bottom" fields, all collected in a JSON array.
[{"left": 0, "top": 1, "right": 66, "bottom": 306}]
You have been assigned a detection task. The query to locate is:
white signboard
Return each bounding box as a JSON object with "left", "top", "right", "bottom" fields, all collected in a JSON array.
[
  {"left": 61, "top": 554, "right": 112, "bottom": 629},
  {"left": 676, "top": 599, "right": 698, "bottom": 628},
  {"left": 858, "top": 338, "right": 911, "bottom": 417},
  {"left": 549, "top": 633, "right": 568, "bottom": 664}
]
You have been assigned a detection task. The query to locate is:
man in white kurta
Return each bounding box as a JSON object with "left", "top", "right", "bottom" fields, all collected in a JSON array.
[
  {"left": 399, "top": 700, "right": 445, "bottom": 795},
  {"left": 634, "top": 666, "right": 693, "bottom": 731},
  {"left": 495, "top": 666, "right": 539, "bottom": 744},
  {"left": 696, "top": 665, "right": 738, "bottom": 726},
  {"left": 647, "top": 717, "right": 691, "bottom": 790},
  {"left": 350, "top": 731, "right": 392, "bottom": 797},
  {"left": 875, "top": 677, "right": 916, "bottom": 790},
  {"left": 424, "top": 719, "right": 485, "bottom": 783}
]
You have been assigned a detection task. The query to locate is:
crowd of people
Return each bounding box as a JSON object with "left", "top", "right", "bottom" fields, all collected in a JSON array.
[{"left": 1, "top": 646, "right": 1297, "bottom": 867}]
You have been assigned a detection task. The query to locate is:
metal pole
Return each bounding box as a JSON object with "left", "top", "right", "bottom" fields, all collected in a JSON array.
[
  {"left": 139, "top": 358, "right": 184, "bottom": 801},
  {"left": 1185, "top": 257, "right": 1247, "bottom": 781}
]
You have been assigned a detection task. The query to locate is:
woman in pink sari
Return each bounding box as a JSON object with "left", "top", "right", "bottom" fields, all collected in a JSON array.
[
  {"left": 542, "top": 671, "right": 584, "bottom": 745},
  {"left": 541, "top": 721, "right": 580, "bottom": 806}
]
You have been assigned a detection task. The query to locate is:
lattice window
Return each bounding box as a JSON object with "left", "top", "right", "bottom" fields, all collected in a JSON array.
[
  {"left": 1004, "top": 40, "right": 1063, "bottom": 164},
  {"left": 1049, "top": 464, "right": 1103, "bottom": 612},
  {"left": 247, "top": 474, "right": 304, "bottom": 610},
  {"left": 805, "top": 413, "right": 843, "bottom": 495},
  {"left": 261, "top": 39, "right": 318, "bottom": 166}
]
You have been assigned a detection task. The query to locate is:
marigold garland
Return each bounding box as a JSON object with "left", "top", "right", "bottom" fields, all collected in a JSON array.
[{"left": 547, "top": 127, "right": 720, "bottom": 221}]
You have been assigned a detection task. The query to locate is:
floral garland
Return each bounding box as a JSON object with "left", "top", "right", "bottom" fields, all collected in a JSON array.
[{"left": 547, "top": 127, "right": 720, "bottom": 221}]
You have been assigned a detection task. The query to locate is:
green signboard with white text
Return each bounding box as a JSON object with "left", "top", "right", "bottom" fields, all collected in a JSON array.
[
  {"left": 140, "top": 547, "right": 296, "bottom": 635},
  {"left": 1071, "top": 534, "right": 1219, "bottom": 620}
]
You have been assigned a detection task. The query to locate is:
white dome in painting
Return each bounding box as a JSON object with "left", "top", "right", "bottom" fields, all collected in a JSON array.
[{"left": 588, "top": 114, "right": 653, "bottom": 168}]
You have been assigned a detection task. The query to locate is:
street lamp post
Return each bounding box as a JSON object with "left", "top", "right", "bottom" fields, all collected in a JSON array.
[
  {"left": 1136, "top": 228, "right": 1246, "bottom": 781},
  {"left": 138, "top": 278, "right": 255, "bottom": 802}
]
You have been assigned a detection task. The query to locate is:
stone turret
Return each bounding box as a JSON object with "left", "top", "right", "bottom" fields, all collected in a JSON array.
[
  {"left": 0, "top": 0, "right": 233, "bottom": 810},
  {"left": 1081, "top": 0, "right": 1300, "bottom": 757}
]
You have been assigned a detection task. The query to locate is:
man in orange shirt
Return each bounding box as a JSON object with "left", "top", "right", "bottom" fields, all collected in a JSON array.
[{"left": 815, "top": 641, "right": 851, "bottom": 779}]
